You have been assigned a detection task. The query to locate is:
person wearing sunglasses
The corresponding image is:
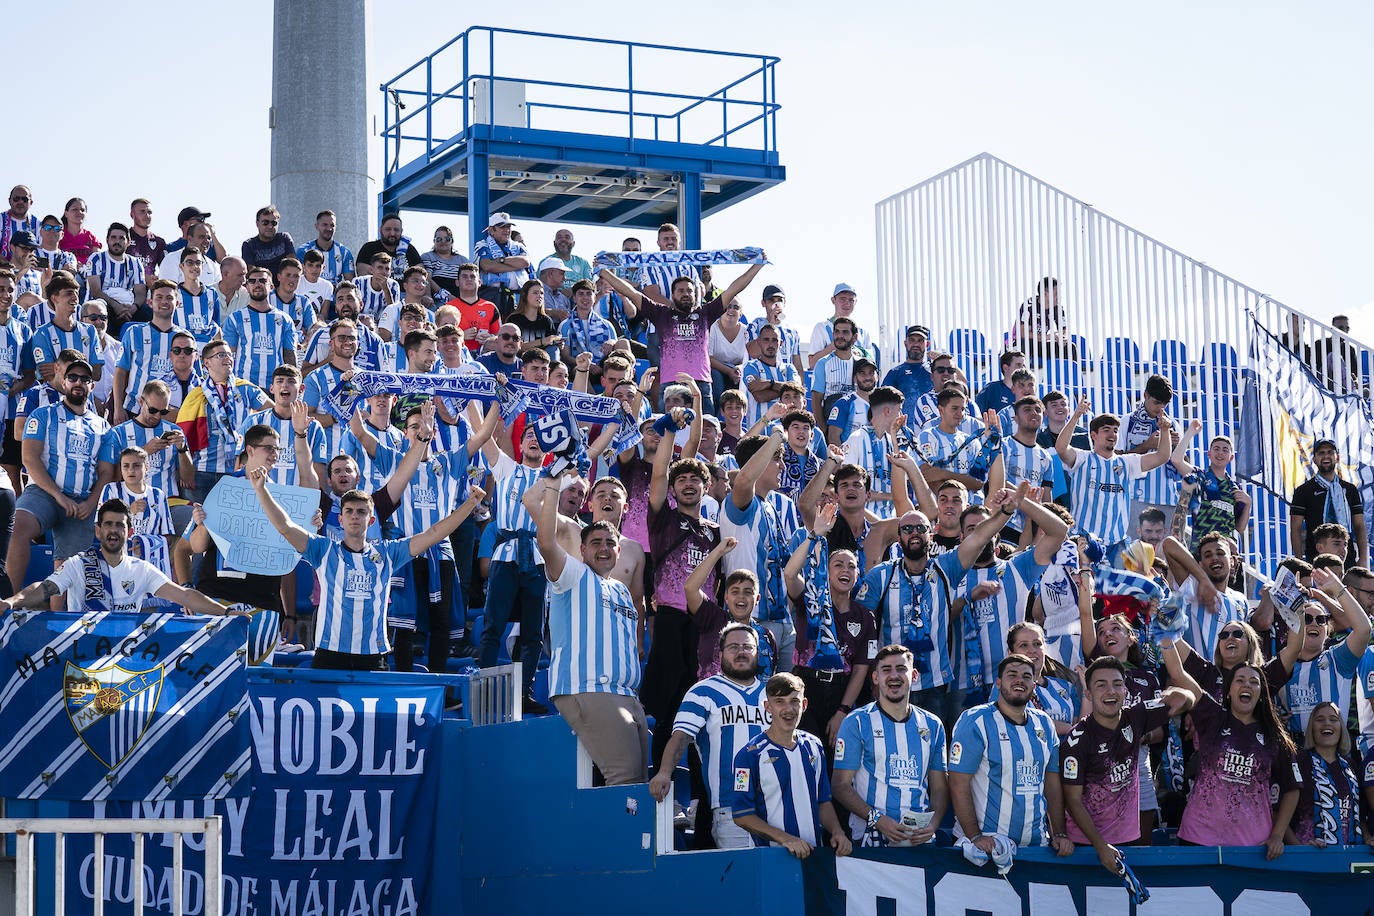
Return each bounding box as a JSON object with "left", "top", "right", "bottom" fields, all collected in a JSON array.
[
  {"left": 1276, "top": 567, "right": 1371, "bottom": 734},
  {"left": 109, "top": 377, "right": 194, "bottom": 532},
  {"left": 7, "top": 359, "right": 114, "bottom": 593},
  {"left": 240, "top": 204, "right": 296, "bottom": 278},
  {"left": 906, "top": 354, "right": 970, "bottom": 433},
  {"left": 34, "top": 214, "right": 77, "bottom": 279},
  {"left": 1, "top": 185, "right": 37, "bottom": 261}
]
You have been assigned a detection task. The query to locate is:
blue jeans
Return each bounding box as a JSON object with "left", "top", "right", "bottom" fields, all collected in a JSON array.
[{"left": 479, "top": 559, "right": 546, "bottom": 694}]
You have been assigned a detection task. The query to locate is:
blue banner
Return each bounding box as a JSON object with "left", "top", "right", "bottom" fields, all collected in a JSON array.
[
  {"left": 0, "top": 611, "right": 250, "bottom": 801},
  {"left": 803, "top": 844, "right": 1368, "bottom": 914},
  {"left": 54, "top": 675, "right": 446, "bottom": 915},
  {"left": 592, "top": 247, "right": 768, "bottom": 269},
  {"left": 202, "top": 476, "right": 320, "bottom": 576}
]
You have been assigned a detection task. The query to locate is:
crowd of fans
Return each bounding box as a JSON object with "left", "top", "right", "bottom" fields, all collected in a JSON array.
[{"left": 1, "top": 184, "right": 1373, "bottom": 868}]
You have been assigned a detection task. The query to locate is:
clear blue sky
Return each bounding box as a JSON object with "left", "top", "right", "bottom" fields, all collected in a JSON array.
[{"left": 11, "top": 1, "right": 1374, "bottom": 340}]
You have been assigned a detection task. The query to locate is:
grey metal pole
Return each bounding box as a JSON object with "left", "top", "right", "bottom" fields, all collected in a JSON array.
[{"left": 270, "top": 0, "right": 369, "bottom": 254}]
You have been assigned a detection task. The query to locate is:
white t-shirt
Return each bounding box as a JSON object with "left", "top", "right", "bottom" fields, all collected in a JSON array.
[
  {"left": 298, "top": 277, "right": 334, "bottom": 309},
  {"left": 49, "top": 552, "right": 172, "bottom": 613}
]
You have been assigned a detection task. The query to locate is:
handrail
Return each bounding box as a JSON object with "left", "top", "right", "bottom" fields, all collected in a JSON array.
[{"left": 380, "top": 26, "right": 780, "bottom": 175}]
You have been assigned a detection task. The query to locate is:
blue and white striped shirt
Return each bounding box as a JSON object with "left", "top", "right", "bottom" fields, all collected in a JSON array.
[
  {"left": 809, "top": 352, "right": 856, "bottom": 401},
  {"left": 23, "top": 402, "right": 114, "bottom": 498},
  {"left": 855, "top": 551, "right": 967, "bottom": 692},
  {"left": 222, "top": 307, "right": 299, "bottom": 390},
  {"left": 353, "top": 277, "right": 401, "bottom": 323},
  {"left": 1282, "top": 643, "right": 1360, "bottom": 733},
  {"left": 916, "top": 426, "right": 986, "bottom": 505},
  {"left": 844, "top": 427, "right": 894, "bottom": 519},
  {"left": 1176, "top": 577, "right": 1250, "bottom": 660},
  {"left": 1121, "top": 403, "right": 1178, "bottom": 507},
  {"left": 0, "top": 319, "right": 30, "bottom": 422},
  {"left": 746, "top": 317, "right": 802, "bottom": 368},
  {"left": 474, "top": 234, "right": 530, "bottom": 290},
  {"left": 99, "top": 481, "right": 173, "bottom": 576},
  {"left": 301, "top": 363, "right": 354, "bottom": 460},
  {"left": 297, "top": 241, "right": 356, "bottom": 283},
  {"left": 558, "top": 312, "right": 617, "bottom": 359},
  {"left": 341, "top": 422, "right": 405, "bottom": 493},
  {"left": 270, "top": 290, "right": 318, "bottom": 336},
  {"left": 1066, "top": 448, "right": 1145, "bottom": 546},
  {"left": 116, "top": 322, "right": 182, "bottom": 413},
  {"left": 835, "top": 703, "right": 947, "bottom": 836},
  {"left": 28, "top": 320, "right": 103, "bottom": 371},
  {"left": 673, "top": 675, "right": 769, "bottom": 810},
  {"left": 175, "top": 285, "right": 223, "bottom": 343},
  {"left": 239, "top": 408, "right": 327, "bottom": 486},
  {"left": 1000, "top": 437, "right": 1054, "bottom": 533},
  {"left": 85, "top": 251, "right": 145, "bottom": 295},
  {"left": 109, "top": 417, "right": 184, "bottom": 499},
  {"left": 949, "top": 703, "right": 1060, "bottom": 846},
  {"left": 721, "top": 493, "right": 794, "bottom": 622},
  {"left": 740, "top": 358, "right": 799, "bottom": 429},
  {"left": 373, "top": 445, "right": 469, "bottom": 559},
  {"left": 732, "top": 730, "right": 831, "bottom": 847},
  {"left": 490, "top": 451, "right": 544, "bottom": 565},
  {"left": 302, "top": 323, "right": 383, "bottom": 372},
  {"left": 303, "top": 535, "right": 414, "bottom": 655},
  {"left": 960, "top": 551, "right": 1049, "bottom": 690},
  {"left": 547, "top": 554, "right": 642, "bottom": 697}
]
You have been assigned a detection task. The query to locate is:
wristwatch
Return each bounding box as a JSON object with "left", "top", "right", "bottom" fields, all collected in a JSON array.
[{"left": 866, "top": 808, "right": 881, "bottom": 830}]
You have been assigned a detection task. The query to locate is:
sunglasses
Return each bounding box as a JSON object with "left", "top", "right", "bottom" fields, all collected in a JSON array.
[
  {"left": 434, "top": 236, "right": 452, "bottom": 242},
  {"left": 499, "top": 333, "right": 520, "bottom": 340},
  {"left": 1304, "top": 613, "right": 1331, "bottom": 625},
  {"left": 146, "top": 406, "right": 174, "bottom": 417},
  {"left": 41, "top": 223, "right": 61, "bottom": 232},
  {"left": 82, "top": 313, "right": 107, "bottom": 322},
  {"left": 933, "top": 366, "right": 956, "bottom": 374},
  {"left": 898, "top": 523, "right": 930, "bottom": 535},
  {"left": 1218, "top": 629, "right": 1246, "bottom": 640},
  {"left": 65, "top": 374, "right": 93, "bottom": 384},
  {"left": 246, "top": 278, "right": 270, "bottom": 285},
  {"left": 169, "top": 346, "right": 197, "bottom": 355}
]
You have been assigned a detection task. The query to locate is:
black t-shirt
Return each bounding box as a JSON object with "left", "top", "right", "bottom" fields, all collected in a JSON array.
[
  {"left": 357, "top": 240, "right": 422, "bottom": 275},
  {"left": 509, "top": 312, "right": 557, "bottom": 345},
  {"left": 1290, "top": 476, "right": 1363, "bottom": 565}
]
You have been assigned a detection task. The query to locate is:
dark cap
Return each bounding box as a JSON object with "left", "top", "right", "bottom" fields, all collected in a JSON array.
[
  {"left": 853, "top": 356, "right": 878, "bottom": 373},
  {"left": 905, "top": 324, "right": 931, "bottom": 339},
  {"left": 8, "top": 230, "right": 37, "bottom": 249},
  {"left": 761, "top": 284, "right": 785, "bottom": 301},
  {"left": 177, "top": 206, "right": 211, "bottom": 226},
  {"left": 1313, "top": 438, "right": 1339, "bottom": 452}
]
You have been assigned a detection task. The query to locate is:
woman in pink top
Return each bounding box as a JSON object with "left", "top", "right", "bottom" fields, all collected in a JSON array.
[
  {"left": 58, "top": 197, "right": 100, "bottom": 266},
  {"left": 1178, "top": 663, "right": 1300, "bottom": 857}
]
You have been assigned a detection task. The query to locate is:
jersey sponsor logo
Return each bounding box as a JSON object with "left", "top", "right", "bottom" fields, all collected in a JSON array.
[
  {"left": 734, "top": 767, "right": 750, "bottom": 793},
  {"left": 834, "top": 738, "right": 845, "bottom": 758},
  {"left": 1014, "top": 761, "right": 1041, "bottom": 794},
  {"left": 23, "top": 417, "right": 38, "bottom": 436},
  {"left": 1062, "top": 757, "right": 1079, "bottom": 780},
  {"left": 949, "top": 741, "right": 963, "bottom": 765},
  {"left": 1220, "top": 749, "right": 1257, "bottom": 784},
  {"left": 344, "top": 568, "right": 374, "bottom": 599},
  {"left": 886, "top": 753, "right": 922, "bottom": 783}
]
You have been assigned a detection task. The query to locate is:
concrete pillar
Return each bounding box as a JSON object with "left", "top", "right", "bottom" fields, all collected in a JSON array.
[{"left": 270, "top": 0, "right": 370, "bottom": 254}]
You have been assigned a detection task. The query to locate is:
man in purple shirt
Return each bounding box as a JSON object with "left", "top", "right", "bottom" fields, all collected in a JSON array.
[
  {"left": 601, "top": 259, "right": 764, "bottom": 408},
  {"left": 1062, "top": 656, "right": 1197, "bottom": 872}
]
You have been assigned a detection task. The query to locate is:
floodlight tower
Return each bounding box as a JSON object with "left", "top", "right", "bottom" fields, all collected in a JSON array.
[{"left": 269, "top": 0, "right": 370, "bottom": 250}]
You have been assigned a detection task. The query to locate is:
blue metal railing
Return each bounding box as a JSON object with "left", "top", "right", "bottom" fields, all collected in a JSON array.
[{"left": 380, "top": 26, "right": 780, "bottom": 178}]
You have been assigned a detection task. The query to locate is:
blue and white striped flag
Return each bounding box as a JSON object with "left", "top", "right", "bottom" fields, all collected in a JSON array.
[
  {"left": 0, "top": 610, "right": 251, "bottom": 800},
  {"left": 1238, "top": 313, "right": 1374, "bottom": 527}
]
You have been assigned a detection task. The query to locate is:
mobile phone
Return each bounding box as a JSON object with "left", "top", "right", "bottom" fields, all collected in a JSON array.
[{"left": 34, "top": 255, "right": 50, "bottom": 269}]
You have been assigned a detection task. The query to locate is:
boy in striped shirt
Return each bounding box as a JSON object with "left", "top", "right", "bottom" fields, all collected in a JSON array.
[
  {"left": 533, "top": 472, "right": 650, "bottom": 785},
  {"left": 833, "top": 645, "right": 948, "bottom": 846},
  {"left": 249, "top": 463, "right": 485, "bottom": 670},
  {"left": 731, "top": 672, "right": 853, "bottom": 858}
]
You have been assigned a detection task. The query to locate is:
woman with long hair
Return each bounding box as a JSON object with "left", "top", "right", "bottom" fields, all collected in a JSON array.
[
  {"left": 1287, "top": 702, "right": 1370, "bottom": 848},
  {"left": 1159, "top": 619, "right": 1294, "bottom": 703},
  {"left": 1005, "top": 621, "right": 1086, "bottom": 735},
  {"left": 1178, "top": 661, "right": 1299, "bottom": 858},
  {"left": 510, "top": 279, "right": 560, "bottom": 360},
  {"left": 58, "top": 197, "right": 100, "bottom": 266},
  {"left": 420, "top": 225, "right": 469, "bottom": 299}
]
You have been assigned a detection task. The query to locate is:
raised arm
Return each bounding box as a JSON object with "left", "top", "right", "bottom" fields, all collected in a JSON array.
[
  {"left": 597, "top": 268, "right": 646, "bottom": 308},
  {"left": 247, "top": 465, "right": 311, "bottom": 553},
  {"left": 679, "top": 375, "right": 704, "bottom": 460},
  {"left": 1314, "top": 567, "right": 1373, "bottom": 656},
  {"left": 890, "top": 448, "right": 936, "bottom": 518},
  {"left": 785, "top": 503, "right": 835, "bottom": 601},
  {"left": 465, "top": 401, "right": 502, "bottom": 458},
  {"left": 408, "top": 487, "right": 486, "bottom": 556},
  {"left": 798, "top": 446, "right": 843, "bottom": 528},
  {"left": 647, "top": 409, "right": 684, "bottom": 514},
  {"left": 685, "top": 536, "right": 737, "bottom": 614},
  {"left": 535, "top": 475, "right": 570, "bottom": 581},
  {"left": 1056, "top": 396, "right": 1089, "bottom": 466},
  {"left": 732, "top": 427, "right": 784, "bottom": 511},
  {"left": 716, "top": 261, "right": 765, "bottom": 308},
  {"left": 1020, "top": 496, "right": 1069, "bottom": 566},
  {"left": 289, "top": 401, "right": 320, "bottom": 490},
  {"left": 1139, "top": 415, "right": 1175, "bottom": 472},
  {"left": 957, "top": 483, "right": 1029, "bottom": 568}
]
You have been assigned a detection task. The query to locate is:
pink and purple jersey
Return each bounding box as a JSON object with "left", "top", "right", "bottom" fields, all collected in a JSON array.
[
  {"left": 1062, "top": 700, "right": 1171, "bottom": 845},
  {"left": 1178, "top": 693, "right": 1300, "bottom": 846},
  {"left": 641, "top": 299, "right": 725, "bottom": 381},
  {"left": 648, "top": 503, "right": 720, "bottom": 611}
]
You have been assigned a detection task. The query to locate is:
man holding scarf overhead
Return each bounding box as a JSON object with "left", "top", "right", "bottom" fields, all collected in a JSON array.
[{"left": 1291, "top": 438, "right": 1367, "bottom": 568}]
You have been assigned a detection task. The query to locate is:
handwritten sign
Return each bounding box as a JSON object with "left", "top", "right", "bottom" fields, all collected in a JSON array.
[{"left": 203, "top": 476, "right": 319, "bottom": 575}]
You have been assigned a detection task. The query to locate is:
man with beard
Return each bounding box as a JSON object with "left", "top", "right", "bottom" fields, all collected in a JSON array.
[
  {"left": 85, "top": 223, "right": 148, "bottom": 330},
  {"left": 476, "top": 322, "right": 524, "bottom": 376},
  {"left": 643, "top": 380, "right": 718, "bottom": 775},
  {"left": 808, "top": 283, "right": 875, "bottom": 370},
  {"left": 1063, "top": 656, "right": 1198, "bottom": 869},
  {"left": 956, "top": 499, "right": 1067, "bottom": 706},
  {"left": 296, "top": 209, "right": 356, "bottom": 284},
  {"left": 222, "top": 266, "right": 299, "bottom": 390},
  {"left": 825, "top": 356, "right": 879, "bottom": 445},
  {"left": 1161, "top": 532, "right": 1252, "bottom": 660},
  {"left": 832, "top": 645, "right": 949, "bottom": 846},
  {"left": 533, "top": 470, "right": 649, "bottom": 784},
  {"left": 856, "top": 478, "right": 1027, "bottom": 733},
  {"left": 741, "top": 323, "right": 799, "bottom": 430},
  {"left": 948, "top": 654, "right": 1075, "bottom": 855},
  {"left": 1291, "top": 438, "right": 1367, "bottom": 568},
  {"left": 809, "top": 317, "right": 860, "bottom": 426},
  {"left": 358, "top": 213, "right": 423, "bottom": 286},
  {"left": 883, "top": 325, "right": 934, "bottom": 408},
  {"left": 303, "top": 319, "right": 364, "bottom": 458},
  {"left": 746, "top": 285, "right": 805, "bottom": 378},
  {"left": 732, "top": 672, "right": 853, "bottom": 858},
  {"left": 1056, "top": 396, "right": 1173, "bottom": 565},
  {"left": 8, "top": 359, "right": 115, "bottom": 590},
  {"left": 544, "top": 228, "right": 592, "bottom": 290},
  {"left": 650, "top": 621, "right": 769, "bottom": 849},
  {"left": 1, "top": 186, "right": 37, "bottom": 261},
  {"left": 302, "top": 283, "right": 382, "bottom": 373},
  {"left": 843, "top": 386, "right": 905, "bottom": 520},
  {"left": 0, "top": 499, "right": 233, "bottom": 616}
]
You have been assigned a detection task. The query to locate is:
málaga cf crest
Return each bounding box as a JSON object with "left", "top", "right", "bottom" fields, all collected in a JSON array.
[{"left": 63, "top": 661, "right": 165, "bottom": 770}]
